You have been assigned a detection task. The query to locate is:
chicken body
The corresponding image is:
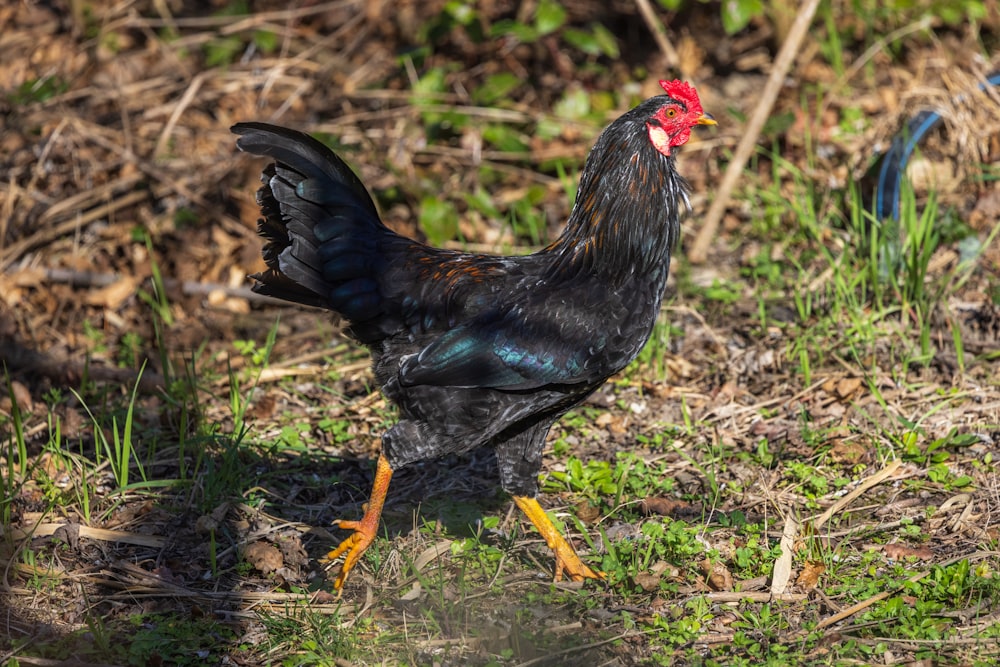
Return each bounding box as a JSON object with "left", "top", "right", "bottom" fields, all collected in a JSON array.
[{"left": 233, "top": 80, "right": 713, "bottom": 590}]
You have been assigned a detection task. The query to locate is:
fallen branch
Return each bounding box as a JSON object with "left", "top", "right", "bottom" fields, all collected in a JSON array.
[
  {"left": 635, "top": 0, "right": 681, "bottom": 74},
  {"left": 40, "top": 266, "right": 279, "bottom": 304},
  {"left": 688, "top": 0, "right": 822, "bottom": 263},
  {"left": 1, "top": 337, "right": 165, "bottom": 394}
]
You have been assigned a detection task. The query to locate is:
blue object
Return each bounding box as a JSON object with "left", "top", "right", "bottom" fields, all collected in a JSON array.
[{"left": 872, "top": 69, "right": 1000, "bottom": 221}]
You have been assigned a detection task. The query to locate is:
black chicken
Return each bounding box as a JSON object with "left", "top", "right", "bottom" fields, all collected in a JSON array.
[{"left": 233, "top": 79, "right": 714, "bottom": 590}]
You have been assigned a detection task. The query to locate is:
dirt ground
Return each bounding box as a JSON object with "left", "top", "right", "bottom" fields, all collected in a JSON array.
[{"left": 2, "top": 1, "right": 1000, "bottom": 665}]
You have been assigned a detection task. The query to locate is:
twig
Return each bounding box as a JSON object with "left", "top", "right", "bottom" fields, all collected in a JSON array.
[
  {"left": 770, "top": 513, "right": 798, "bottom": 596},
  {"left": 688, "top": 0, "right": 822, "bottom": 263},
  {"left": 0, "top": 338, "right": 166, "bottom": 394},
  {"left": 2, "top": 522, "right": 167, "bottom": 548},
  {"left": 154, "top": 71, "right": 206, "bottom": 158},
  {"left": 634, "top": 0, "right": 681, "bottom": 73},
  {"left": 0, "top": 178, "right": 147, "bottom": 270},
  {"left": 513, "top": 629, "right": 650, "bottom": 667},
  {"left": 814, "top": 569, "right": 931, "bottom": 631},
  {"left": 696, "top": 591, "right": 808, "bottom": 603},
  {"left": 811, "top": 459, "right": 903, "bottom": 530},
  {"left": 40, "top": 266, "right": 281, "bottom": 304},
  {"left": 789, "top": 551, "right": 997, "bottom": 640},
  {"left": 819, "top": 15, "right": 935, "bottom": 118}
]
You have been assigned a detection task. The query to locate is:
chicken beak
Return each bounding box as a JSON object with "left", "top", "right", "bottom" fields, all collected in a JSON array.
[{"left": 696, "top": 113, "right": 717, "bottom": 126}]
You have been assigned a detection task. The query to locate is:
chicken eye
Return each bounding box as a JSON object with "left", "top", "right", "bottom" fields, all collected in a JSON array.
[{"left": 665, "top": 108, "right": 677, "bottom": 118}]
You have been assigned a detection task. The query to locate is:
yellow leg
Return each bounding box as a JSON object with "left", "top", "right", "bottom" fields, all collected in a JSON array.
[
  {"left": 513, "top": 496, "right": 605, "bottom": 582},
  {"left": 327, "top": 453, "right": 394, "bottom": 592}
]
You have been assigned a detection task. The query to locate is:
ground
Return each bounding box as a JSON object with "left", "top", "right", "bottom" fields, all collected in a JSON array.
[{"left": 1, "top": 1, "right": 999, "bottom": 666}]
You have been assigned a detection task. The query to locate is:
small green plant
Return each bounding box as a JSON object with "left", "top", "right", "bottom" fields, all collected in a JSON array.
[
  {"left": 630, "top": 312, "right": 681, "bottom": 380},
  {"left": 419, "top": 196, "right": 461, "bottom": 247},
  {"left": 117, "top": 331, "right": 144, "bottom": 368},
  {"left": 229, "top": 320, "right": 278, "bottom": 439},
  {"left": 1, "top": 376, "right": 29, "bottom": 527},
  {"left": 127, "top": 613, "right": 239, "bottom": 666},
  {"left": 543, "top": 456, "right": 616, "bottom": 499},
  {"left": 8, "top": 75, "right": 69, "bottom": 105},
  {"left": 73, "top": 364, "right": 148, "bottom": 496}
]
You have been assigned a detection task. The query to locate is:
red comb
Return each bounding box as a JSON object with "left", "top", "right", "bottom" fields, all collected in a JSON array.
[{"left": 658, "top": 79, "right": 703, "bottom": 114}]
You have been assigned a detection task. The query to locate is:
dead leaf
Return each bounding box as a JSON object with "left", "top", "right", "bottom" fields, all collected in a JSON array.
[
  {"left": 51, "top": 522, "right": 80, "bottom": 550},
  {"left": 576, "top": 503, "right": 600, "bottom": 523},
  {"left": 970, "top": 188, "right": 1000, "bottom": 230},
  {"left": 0, "top": 380, "right": 33, "bottom": 413},
  {"left": 243, "top": 541, "right": 284, "bottom": 574},
  {"left": 828, "top": 438, "right": 867, "bottom": 465},
  {"left": 195, "top": 515, "right": 217, "bottom": 533},
  {"left": 771, "top": 514, "right": 798, "bottom": 596},
  {"left": 247, "top": 393, "right": 278, "bottom": 421},
  {"left": 650, "top": 560, "right": 679, "bottom": 578},
  {"left": 595, "top": 410, "right": 628, "bottom": 434},
  {"left": 796, "top": 561, "right": 826, "bottom": 590},
  {"left": 399, "top": 581, "right": 423, "bottom": 601},
  {"left": 639, "top": 497, "right": 690, "bottom": 516},
  {"left": 663, "top": 354, "right": 697, "bottom": 380},
  {"left": 883, "top": 543, "right": 934, "bottom": 561},
  {"left": 313, "top": 590, "right": 337, "bottom": 604},
  {"left": 152, "top": 564, "right": 183, "bottom": 584},
  {"left": 835, "top": 377, "right": 862, "bottom": 400},
  {"left": 277, "top": 535, "right": 309, "bottom": 569},
  {"left": 634, "top": 571, "right": 662, "bottom": 592},
  {"left": 699, "top": 558, "right": 733, "bottom": 591},
  {"left": 84, "top": 275, "right": 137, "bottom": 310}
]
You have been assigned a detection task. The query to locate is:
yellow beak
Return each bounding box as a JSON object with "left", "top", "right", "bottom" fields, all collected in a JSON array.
[{"left": 697, "top": 113, "right": 717, "bottom": 126}]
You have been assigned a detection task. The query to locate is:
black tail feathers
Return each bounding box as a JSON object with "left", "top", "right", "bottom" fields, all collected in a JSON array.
[{"left": 233, "top": 123, "right": 389, "bottom": 322}]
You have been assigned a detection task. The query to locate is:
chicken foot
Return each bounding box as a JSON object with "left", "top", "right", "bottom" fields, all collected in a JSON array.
[
  {"left": 513, "top": 496, "right": 605, "bottom": 582},
  {"left": 327, "top": 453, "right": 394, "bottom": 592}
]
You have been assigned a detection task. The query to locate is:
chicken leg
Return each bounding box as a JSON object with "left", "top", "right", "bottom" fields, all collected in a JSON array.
[
  {"left": 327, "top": 453, "right": 394, "bottom": 592},
  {"left": 513, "top": 496, "right": 604, "bottom": 582}
]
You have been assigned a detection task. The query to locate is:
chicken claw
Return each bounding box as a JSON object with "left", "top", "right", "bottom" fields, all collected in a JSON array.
[
  {"left": 513, "top": 496, "right": 605, "bottom": 582},
  {"left": 327, "top": 454, "right": 394, "bottom": 593}
]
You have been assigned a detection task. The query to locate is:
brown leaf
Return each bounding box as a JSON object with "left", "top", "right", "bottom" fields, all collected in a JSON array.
[
  {"left": 663, "top": 354, "right": 697, "bottom": 380},
  {"left": 699, "top": 558, "right": 733, "bottom": 591},
  {"left": 84, "top": 275, "right": 137, "bottom": 310},
  {"left": 633, "top": 571, "right": 662, "bottom": 592},
  {"left": 595, "top": 410, "right": 628, "bottom": 434},
  {"left": 639, "top": 497, "right": 689, "bottom": 516},
  {"left": 243, "top": 541, "right": 284, "bottom": 574},
  {"left": 313, "top": 590, "right": 338, "bottom": 604},
  {"left": 795, "top": 560, "right": 826, "bottom": 590},
  {"left": 835, "top": 377, "right": 862, "bottom": 400},
  {"left": 152, "top": 564, "right": 182, "bottom": 584},
  {"left": 247, "top": 393, "right": 278, "bottom": 421},
  {"left": 883, "top": 543, "right": 934, "bottom": 561},
  {"left": 194, "top": 515, "right": 218, "bottom": 534},
  {"left": 52, "top": 523, "right": 80, "bottom": 550},
  {"left": 970, "top": 189, "right": 1000, "bottom": 230},
  {"left": 828, "top": 438, "right": 867, "bottom": 465},
  {"left": 575, "top": 503, "right": 600, "bottom": 524},
  {"left": 277, "top": 535, "right": 309, "bottom": 568},
  {"left": 0, "top": 380, "right": 33, "bottom": 413}
]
